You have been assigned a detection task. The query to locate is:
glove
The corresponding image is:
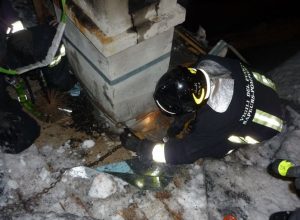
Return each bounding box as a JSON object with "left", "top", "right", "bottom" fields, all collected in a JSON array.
[
  {"left": 119, "top": 128, "right": 155, "bottom": 161},
  {"left": 119, "top": 128, "right": 142, "bottom": 152}
]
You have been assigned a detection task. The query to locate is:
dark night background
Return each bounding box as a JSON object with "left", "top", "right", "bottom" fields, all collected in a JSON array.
[
  {"left": 180, "top": 0, "right": 299, "bottom": 36},
  {"left": 177, "top": 0, "right": 300, "bottom": 72}
]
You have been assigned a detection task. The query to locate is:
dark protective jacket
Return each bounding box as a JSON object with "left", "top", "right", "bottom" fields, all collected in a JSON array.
[
  {"left": 0, "top": 76, "right": 40, "bottom": 153},
  {"left": 165, "top": 55, "right": 283, "bottom": 164},
  {"left": 6, "top": 23, "right": 76, "bottom": 91}
]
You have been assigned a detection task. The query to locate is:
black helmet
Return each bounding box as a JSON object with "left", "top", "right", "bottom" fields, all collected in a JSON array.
[{"left": 153, "top": 66, "right": 210, "bottom": 115}]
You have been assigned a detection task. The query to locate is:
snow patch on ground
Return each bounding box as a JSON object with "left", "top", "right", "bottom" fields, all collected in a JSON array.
[
  {"left": 205, "top": 160, "right": 300, "bottom": 219},
  {"left": 88, "top": 173, "right": 127, "bottom": 199},
  {"left": 272, "top": 52, "right": 300, "bottom": 105},
  {"left": 171, "top": 165, "right": 208, "bottom": 220},
  {"left": 81, "top": 140, "right": 95, "bottom": 149}
]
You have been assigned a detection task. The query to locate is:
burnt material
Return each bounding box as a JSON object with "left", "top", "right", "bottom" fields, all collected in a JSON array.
[
  {"left": 69, "top": 92, "right": 108, "bottom": 137},
  {"left": 128, "top": 0, "right": 159, "bottom": 14},
  {"left": 67, "top": 0, "right": 112, "bottom": 44},
  {"left": 67, "top": 0, "right": 96, "bottom": 30}
]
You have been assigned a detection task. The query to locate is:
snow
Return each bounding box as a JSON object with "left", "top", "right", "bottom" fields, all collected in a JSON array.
[
  {"left": 205, "top": 160, "right": 299, "bottom": 219},
  {"left": 272, "top": 55, "right": 300, "bottom": 105},
  {"left": 88, "top": 173, "right": 128, "bottom": 199},
  {"left": 6, "top": 180, "right": 18, "bottom": 190},
  {"left": 67, "top": 166, "right": 91, "bottom": 179},
  {"left": 81, "top": 140, "right": 95, "bottom": 149},
  {"left": 171, "top": 165, "right": 208, "bottom": 220}
]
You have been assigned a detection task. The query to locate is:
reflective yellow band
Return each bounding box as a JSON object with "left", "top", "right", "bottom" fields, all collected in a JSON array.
[
  {"left": 228, "top": 135, "right": 259, "bottom": 144},
  {"left": 278, "top": 160, "right": 294, "bottom": 176},
  {"left": 253, "top": 72, "right": 276, "bottom": 91},
  {"left": 61, "top": 0, "right": 67, "bottom": 23},
  {"left": 146, "top": 167, "right": 161, "bottom": 177},
  {"left": 188, "top": 67, "right": 197, "bottom": 74},
  {"left": 135, "top": 178, "right": 145, "bottom": 188},
  {"left": 252, "top": 109, "right": 283, "bottom": 132},
  {"left": 192, "top": 88, "right": 205, "bottom": 104},
  {"left": 49, "top": 55, "right": 62, "bottom": 67},
  {"left": 49, "top": 44, "right": 66, "bottom": 67},
  {"left": 226, "top": 149, "right": 235, "bottom": 155},
  {"left": 152, "top": 143, "right": 166, "bottom": 163}
]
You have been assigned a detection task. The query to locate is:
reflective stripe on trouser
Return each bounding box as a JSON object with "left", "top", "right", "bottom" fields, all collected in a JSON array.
[
  {"left": 278, "top": 160, "right": 294, "bottom": 176},
  {"left": 152, "top": 143, "right": 166, "bottom": 163},
  {"left": 49, "top": 44, "right": 66, "bottom": 67},
  {"left": 252, "top": 109, "right": 283, "bottom": 132},
  {"left": 253, "top": 72, "right": 277, "bottom": 91},
  {"left": 228, "top": 135, "right": 260, "bottom": 144}
]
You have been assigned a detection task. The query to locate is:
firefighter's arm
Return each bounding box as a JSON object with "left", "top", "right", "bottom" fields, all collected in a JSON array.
[
  {"left": 120, "top": 128, "right": 232, "bottom": 164},
  {"left": 164, "top": 135, "right": 231, "bottom": 164},
  {"left": 120, "top": 128, "right": 166, "bottom": 162}
]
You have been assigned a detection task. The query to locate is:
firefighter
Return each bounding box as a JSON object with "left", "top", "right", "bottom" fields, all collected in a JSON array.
[
  {"left": 5, "top": 18, "right": 76, "bottom": 92},
  {"left": 120, "top": 55, "right": 284, "bottom": 164},
  {"left": 270, "top": 210, "right": 300, "bottom": 220},
  {"left": 268, "top": 159, "right": 300, "bottom": 220},
  {"left": 0, "top": 1, "right": 73, "bottom": 154},
  {"left": 0, "top": 32, "right": 40, "bottom": 154}
]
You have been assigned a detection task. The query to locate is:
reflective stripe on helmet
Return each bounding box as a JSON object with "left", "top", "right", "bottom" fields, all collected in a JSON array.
[
  {"left": 198, "top": 68, "right": 211, "bottom": 99},
  {"left": 152, "top": 143, "right": 166, "bottom": 163},
  {"left": 228, "top": 135, "right": 259, "bottom": 144},
  {"left": 192, "top": 88, "right": 205, "bottom": 104},
  {"left": 252, "top": 109, "right": 283, "bottom": 132},
  {"left": 190, "top": 68, "right": 211, "bottom": 105},
  {"left": 253, "top": 72, "right": 277, "bottom": 91},
  {"left": 188, "top": 68, "right": 197, "bottom": 74},
  {"left": 155, "top": 100, "right": 176, "bottom": 115}
]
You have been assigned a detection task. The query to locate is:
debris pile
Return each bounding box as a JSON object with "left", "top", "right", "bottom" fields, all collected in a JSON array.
[{"left": 69, "top": 92, "right": 109, "bottom": 138}]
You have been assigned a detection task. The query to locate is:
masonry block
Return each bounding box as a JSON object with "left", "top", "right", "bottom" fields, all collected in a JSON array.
[{"left": 55, "top": 1, "right": 185, "bottom": 123}]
